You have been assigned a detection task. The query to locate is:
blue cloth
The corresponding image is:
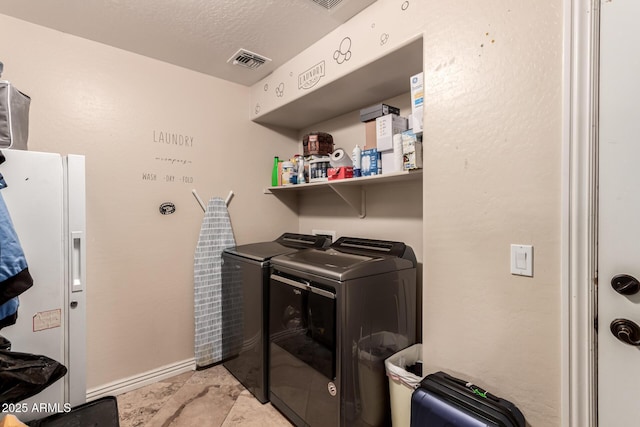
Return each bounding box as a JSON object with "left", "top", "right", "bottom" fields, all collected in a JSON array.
[
  {"left": 0, "top": 194, "right": 28, "bottom": 284},
  {"left": 0, "top": 297, "right": 18, "bottom": 320},
  {"left": 0, "top": 296, "right": 18, "bottom": 329},
  {"left": 0, "top": 193, "right": 32, "bottom": 305}
]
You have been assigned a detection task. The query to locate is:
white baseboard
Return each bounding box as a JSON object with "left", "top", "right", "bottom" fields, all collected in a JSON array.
[{"left": 86, "top": 358, "right": 196, "bottom": 401}]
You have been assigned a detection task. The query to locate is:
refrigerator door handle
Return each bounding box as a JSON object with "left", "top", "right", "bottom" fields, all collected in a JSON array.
[{"left": 71, "top": 230, "right": 84, "bottom": 293}]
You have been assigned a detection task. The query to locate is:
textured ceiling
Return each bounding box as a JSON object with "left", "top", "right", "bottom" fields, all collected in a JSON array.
[{"left": 0, "top": 0, "right": 377, "bottom": 86}]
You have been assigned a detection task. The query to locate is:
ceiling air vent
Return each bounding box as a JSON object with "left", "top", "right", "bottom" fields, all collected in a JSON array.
[
  {"left": 227, "top": 49, "right": 271, "bottom": 70},
  {"left": 310, "top": 0, "right": 344, "bottom": 10}
]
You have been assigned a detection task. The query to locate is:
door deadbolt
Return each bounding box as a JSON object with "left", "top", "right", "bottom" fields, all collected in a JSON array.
[
  {"left": 611, "top": 318, "right": 640, "bottom": 346},
  {"left": 611, "top": 274, "right": 640, "bottom": 295}
]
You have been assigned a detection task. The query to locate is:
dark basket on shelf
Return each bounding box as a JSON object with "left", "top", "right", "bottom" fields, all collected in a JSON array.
[{"left": 303, "top": 132, "right": 334, "bottom": 156}]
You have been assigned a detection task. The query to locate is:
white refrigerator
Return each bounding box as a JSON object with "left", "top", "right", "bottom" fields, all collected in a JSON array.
[{"left": 1, "top": 149, "right": 86, "bottom": 421}]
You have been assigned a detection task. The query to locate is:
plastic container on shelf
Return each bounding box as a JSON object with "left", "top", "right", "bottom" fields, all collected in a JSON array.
[
  {"left": 352, "top": 144, "right": 362, "bottom": 177},
  {"left": 281, "top": 161, "right": 294, "bottom": 186},
  {"left": 297, "top": 156, "right": 305, "bottom": 184}
]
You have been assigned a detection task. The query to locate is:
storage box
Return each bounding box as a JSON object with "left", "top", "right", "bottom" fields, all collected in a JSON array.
[
  {"left": 364, "top": 121, "right": 377, "bottom": 150},
  {"left": 0, "top": 80, "right": 30, "bottom": 150},
  {"left": 328, "top": 166, "right": 354, "bottom": 180},
  {"left": 361, "top": 148, "right": 379, "bottom": 176},
  {"left": 308, "top": 156, "right": 331, "bottom": 182},
  {"left": 410, "top": 72, "right": 424, "bottom": 134},
  {"left": 376, "top": 114, "right": 407, "bottom": 152},
  {"left": 402, "top": 131, "right": 422, "bottom": 170},
  {"left": 382, "top": 133, "right": 404, "bottom": 174},
  {"left": 381, "top": 150, "right": 403, "bottom": 174},
  {"left": 303, "top": 132, "right": 334, "bottom": 156},
  {"left": 360, "top": 103, "right": 400, "bottom": 123}
]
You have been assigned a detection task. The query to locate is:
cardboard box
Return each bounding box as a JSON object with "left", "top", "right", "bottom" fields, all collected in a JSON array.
[
  {"left": 328, "top": 166, "right": 354, "bottom": 180},
  {"left": 360, "top": 103, "right": 401, "bottom": 122},
  {"left": 361, "top": 148, "right": 379, "bottom": 176},
  {"left": 376, "top": 114, "right": 407, "bottom": 151},
  {"left": 410, "top": 72, "right": 424, "bottom": 134},
  {"left": 381, "top": 150, "right": 402, "bottom": 173},
  {"left": 402, "top": 130, "right": 423, "bottom": 170},
  {"left": 364, "top": 121, "right": 377, "bottom": 150}
]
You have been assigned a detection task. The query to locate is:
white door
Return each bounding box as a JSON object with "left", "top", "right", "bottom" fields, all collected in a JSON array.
[{"left": 598, "top": 1, "right": 640, "bottom": 425}]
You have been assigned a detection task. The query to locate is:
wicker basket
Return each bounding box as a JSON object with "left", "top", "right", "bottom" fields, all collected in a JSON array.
[{"left": 303, "top": 132, "right": 334, "bottom": 156}]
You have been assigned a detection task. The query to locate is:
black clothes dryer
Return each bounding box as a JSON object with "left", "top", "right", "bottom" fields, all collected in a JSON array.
[
  {"left": 221, "top": 233, "right": 330, "bottom": 403},
  {"left": 268, "top": 237, "right": 418, "bottom": 426}
]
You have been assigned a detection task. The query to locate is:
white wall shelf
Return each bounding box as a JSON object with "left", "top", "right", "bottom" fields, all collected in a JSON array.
[
  {"left": 258, "top": 37, "right": 424, "bottom": 217},
  {"left": 264, "top": 170, "right": 422, "bottom": 218},
  {"left": 252, "top": 37, "right": 423, "bottom": 130}
]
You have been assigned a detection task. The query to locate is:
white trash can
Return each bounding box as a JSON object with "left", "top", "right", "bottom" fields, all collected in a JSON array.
[{"left": 384, "top": 344, "right": 423, "bottom": 427}]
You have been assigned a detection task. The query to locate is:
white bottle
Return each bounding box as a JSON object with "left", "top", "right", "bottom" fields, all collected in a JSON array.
[
  {"left": 297, "top": 156, "right": 305, "bottom": 184},
  {"left": 352, "top": 144, "right": 362, "bottom": 177}
]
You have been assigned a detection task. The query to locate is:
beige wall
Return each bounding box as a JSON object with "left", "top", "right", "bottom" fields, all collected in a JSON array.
[
  {"left": 0, "top": 14, "right": 299, "bottom": 388},
  {"left": 421, "top": 2, "right": 562, "bottom": 426},
  {"left": 252, "top": 0, "right": 563, "bottom": 425}
]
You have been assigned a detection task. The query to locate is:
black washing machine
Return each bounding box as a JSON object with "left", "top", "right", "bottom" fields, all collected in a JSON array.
[
  {"left": 268, "top": 237, "right": 417, "bottom": 426},
  {"left": 221, "top": 233, "right": 330, "bottom": 403}
]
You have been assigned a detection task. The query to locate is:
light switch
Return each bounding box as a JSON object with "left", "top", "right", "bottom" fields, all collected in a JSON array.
[
  {"left": 511, "top": 244, "right": 533, "bottom": 277},
  {"left": 515, "top": 251, "right": 527, "bottom": 269}
]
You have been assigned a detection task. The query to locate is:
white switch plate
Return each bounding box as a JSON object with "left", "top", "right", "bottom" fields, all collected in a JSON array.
[{"left": 511, "top": 244, "right": 533, "bottom": 277}]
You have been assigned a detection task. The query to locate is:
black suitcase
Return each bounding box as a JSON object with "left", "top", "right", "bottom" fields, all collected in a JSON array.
[{"left": 410, "top": 371, "right": 525, "bottom": 427}]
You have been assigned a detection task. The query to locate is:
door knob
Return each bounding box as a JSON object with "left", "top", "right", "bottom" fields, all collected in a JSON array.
[
  {"left": 611, "top": 274, "right": 640, "bottom": 295},
  {"left": 610, "top": 318, "right": 640, "bottom": 346}
]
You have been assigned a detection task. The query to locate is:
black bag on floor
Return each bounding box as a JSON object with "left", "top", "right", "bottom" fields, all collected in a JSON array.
[
  {"left": 0, "top": 350, "right": 67, "bottom": 404},
  {"left": 410, "top": 371, "right": 525, "bottom": 427},
  {"left": 27, "top": 396, "right": 120, "bottom": 427}
]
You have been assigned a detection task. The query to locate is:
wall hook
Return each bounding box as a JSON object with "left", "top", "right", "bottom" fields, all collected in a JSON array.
[
  {"left": 192, "top": 189, "right": 234, "bottom": 212},
  {"left": 192, "top": 189, "right": 206, "bottom": 212},
  {"left": 224, "top": 190, "right": 234, "bottom": 207}
]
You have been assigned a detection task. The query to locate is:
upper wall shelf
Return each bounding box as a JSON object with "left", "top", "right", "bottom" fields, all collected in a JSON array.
[
  {"left": 265, "top": 170, "right": 422, "bottom": 218},
  {"left": 252, "top": 38, "right": 423, "bottom": 130}
]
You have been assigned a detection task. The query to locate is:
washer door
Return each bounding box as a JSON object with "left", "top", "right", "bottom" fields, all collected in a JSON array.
[{"left": 269, "top": 273, "right": 338, "bottom": 427}]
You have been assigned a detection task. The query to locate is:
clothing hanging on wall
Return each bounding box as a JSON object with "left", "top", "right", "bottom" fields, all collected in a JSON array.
[
  {"left": 0, "top": 297, "right": 18, "bottom": 329},
  {"left": 193, "top": 197, "right": 238, "bottom": 369},
  {"left": 0, "top": 178, "right": 32, "bottom": 316}
]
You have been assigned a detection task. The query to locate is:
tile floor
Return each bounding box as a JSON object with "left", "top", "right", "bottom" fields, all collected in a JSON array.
[{"left": 116, "top": 365, "right": 292, "bottom": 427}]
